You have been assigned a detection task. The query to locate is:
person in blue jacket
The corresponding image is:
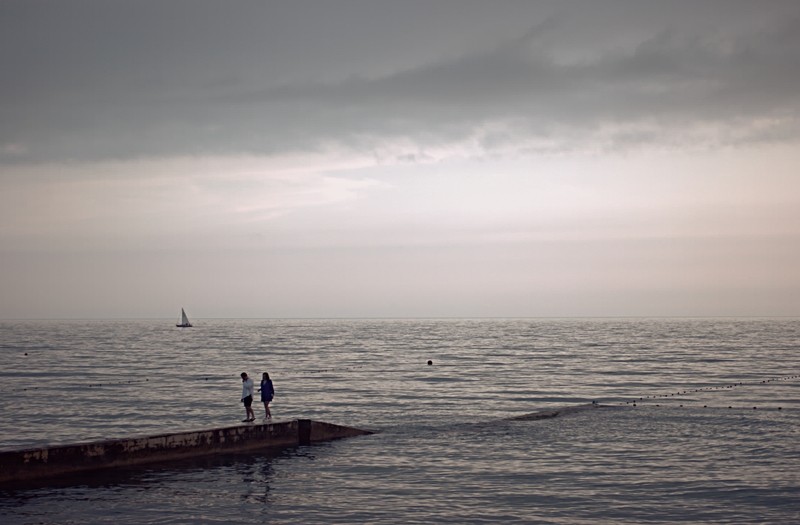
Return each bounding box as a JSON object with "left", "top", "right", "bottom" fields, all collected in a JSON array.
[{"left": 259, "top": 372, "right": 275, "bottom": 419}]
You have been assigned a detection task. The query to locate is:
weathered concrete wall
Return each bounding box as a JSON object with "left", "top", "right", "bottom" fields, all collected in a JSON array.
[
  {"left": 304, "top": 419, "right": 375, "bottom": 445},
  {"left": 0, "top": 419, "right": 372, "bottom": 484}
]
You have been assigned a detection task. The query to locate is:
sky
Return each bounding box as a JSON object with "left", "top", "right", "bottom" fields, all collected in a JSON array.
[{"left": 2, "top": 0, "right": 800, "bottom": 319}]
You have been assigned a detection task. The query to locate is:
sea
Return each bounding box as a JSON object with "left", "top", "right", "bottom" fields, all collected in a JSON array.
[{"left": 1, "top": 318, "right": 799, "bottom": 524}]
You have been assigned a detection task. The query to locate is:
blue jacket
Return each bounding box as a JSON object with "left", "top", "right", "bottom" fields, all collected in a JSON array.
[{"left": 260, "top": 379, "right": 274, "bottom": 402}]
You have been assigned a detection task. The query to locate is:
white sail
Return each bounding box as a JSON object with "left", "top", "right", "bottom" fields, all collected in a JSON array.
[{"left": 178, "top": 308, "right": 192, "bottom": 327}]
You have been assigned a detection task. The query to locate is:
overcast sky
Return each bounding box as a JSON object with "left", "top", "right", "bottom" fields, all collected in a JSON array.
[{"left": 2, "top": 0, "right": 800, "bottom": 319}]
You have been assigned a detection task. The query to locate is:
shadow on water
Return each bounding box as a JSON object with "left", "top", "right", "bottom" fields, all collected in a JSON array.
[{"left": 0, "top": 445, "right": 317, "bottom": 497}]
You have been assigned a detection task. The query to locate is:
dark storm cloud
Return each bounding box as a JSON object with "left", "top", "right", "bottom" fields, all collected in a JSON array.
[
  {"left": 2, "top": 0, "right": 800, "bottom": 163},
  {"left": 257, "top": 15, "right": 800, "bottom": 148}
]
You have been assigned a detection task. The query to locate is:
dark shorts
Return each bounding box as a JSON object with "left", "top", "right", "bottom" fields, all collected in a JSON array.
[
  {"left": 242, "top": 395, "right": 253, "bottom": 407},
  {"left": 261, "top": 395, "right": 273, "bottom": 403}
]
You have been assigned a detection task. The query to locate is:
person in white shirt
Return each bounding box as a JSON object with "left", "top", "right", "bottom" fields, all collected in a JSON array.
[{"left": 240, "top": 372, "right": 255, "bottom": 422}]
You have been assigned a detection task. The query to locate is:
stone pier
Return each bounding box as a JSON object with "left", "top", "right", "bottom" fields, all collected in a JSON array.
[{"left": 0, "top": 419, "right": 372, "bottom": 484}]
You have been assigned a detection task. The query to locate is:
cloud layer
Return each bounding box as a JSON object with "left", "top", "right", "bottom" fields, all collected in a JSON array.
[
  {"left": 3, "top": 1, "right": 800, "bottom": 163},
  {"left": 3, "top": 1, "right": 800, "bottom": 318}
]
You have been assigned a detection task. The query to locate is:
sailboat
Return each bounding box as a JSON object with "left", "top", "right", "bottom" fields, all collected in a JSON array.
[{"left": 176, "top": 308, "right": 193, "bottom": 328}]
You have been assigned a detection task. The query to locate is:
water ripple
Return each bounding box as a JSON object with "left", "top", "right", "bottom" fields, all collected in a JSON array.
[{"left": 1, "top": 318, "right": 799, "bottom": 523}]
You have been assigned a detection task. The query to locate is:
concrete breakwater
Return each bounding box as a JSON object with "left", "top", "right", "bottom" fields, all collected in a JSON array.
[
  {"left": 506, "top": 402, "right": 605, "bottom": 421},
  {"left": 0, "top": 419, "right": 372, "bottom": 484}
]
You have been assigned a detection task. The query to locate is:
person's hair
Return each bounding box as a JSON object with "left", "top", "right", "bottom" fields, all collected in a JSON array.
[
  {"left": 263, "top": 372, "right": 270, "bottom": 380},
  {"left": 241, "top": 372, "right": 247, "bottom": 378}
]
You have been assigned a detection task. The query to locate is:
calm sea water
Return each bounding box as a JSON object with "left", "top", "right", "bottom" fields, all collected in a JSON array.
[{"left": 1, "top": 318, "right": 799, "bottom": 524}]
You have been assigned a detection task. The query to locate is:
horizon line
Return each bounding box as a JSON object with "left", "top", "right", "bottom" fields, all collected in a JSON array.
[{"left": 2, "top": 315, "right": 799, "bottom": 322}]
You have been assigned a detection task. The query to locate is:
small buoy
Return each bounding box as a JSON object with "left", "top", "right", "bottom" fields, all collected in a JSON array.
[
  {"left": 427, "top": 360, "right": 432, "bottom": 365},
  {"left": 24, "top": 352, "right": 28, "bottom": 356}
]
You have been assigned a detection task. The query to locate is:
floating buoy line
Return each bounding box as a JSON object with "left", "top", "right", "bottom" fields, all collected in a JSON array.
[
  {"left": 31, "top": 372, "right": 800, "bottom": 406},
  {"left": 621, "top": 374, "right": 800, "bottom": 410}
]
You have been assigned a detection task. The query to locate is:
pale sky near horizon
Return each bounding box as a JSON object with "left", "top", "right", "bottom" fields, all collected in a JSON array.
[{"left": 2, "top": 0, "right": 800, "bottom": 319}]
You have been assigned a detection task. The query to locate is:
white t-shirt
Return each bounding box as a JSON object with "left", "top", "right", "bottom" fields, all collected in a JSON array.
[{"left": 241, "top": 378, "right": 254, "bottom": 399}]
